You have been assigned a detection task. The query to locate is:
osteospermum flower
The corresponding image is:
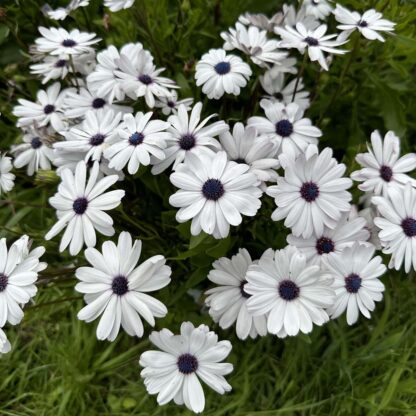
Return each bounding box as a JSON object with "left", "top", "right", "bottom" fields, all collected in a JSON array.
[
  {"left": 275, "top": 23, "right": 348, "bottom": 71},
  {"left": 151, "top": 102, "right": 228, "bottom": 174},
  {"left": 373, "top": 183, "right": 416, "bottom": 273},
  {"left": 35, "top": 26, "right": 100, "bottom": 56},
  {"left": 104, "top": 111, "right": 170, "bottom": 174},
  {"left": 45, "top": 0, "right": 90, "bottom": 20},
  {"left": 0, "top": 153, "right": 15, "bottom": 195},
  {"left": 221, "top": 23, "right": 288, "bottom": 67},
  {"left": 169, "top": 151, "right": 262, "bottom": 239},
  {"left": 13, "top": 82, "right": 70, "bottom": 132},
  {"left": 245, "top": 246, "right": 334, "bottom": 337},
  {"left": 205, "top": 249, "right": 267, "bottom": 340},
  {"left": 351, "top": 130, "right": 416, "bottom": 196},
  {"left": 12, "top": 128, "right": 55, "bottom": 176},
  {"left": 334, "top": 5, "right": 396, "bottom": 42},
  {"left": 154, "top": 90, "right": 193, "bottom": 116},
  {"left": 281, "top": 3, "right": 320, "bottom": 31},
  {"left": 195, "top": 49, "right": 252, "bottom": 99},
  {"left": 45, "top": 161, "right": 125, "bottom": 255},
  {"left": 55, "top": 109, "right": 122, "bottom": 162},
  {"left": 303, "top": 0, "right": 333, "bottom": 20},
  {"left": 267, "top": 147, "right": 353, "bottom": 238},
  {"left": 104, "top": 0, "right": 135, "bottom": 12},
  {"left": 30, "top": 55, "right": 72, "bottom": 84},
  {"left": 139, "top": 322, "right": 233, "bottom": 413},
  {"left": 0, "top": 235, "right": 46, "bottom": 327},
  {"left": 219, "top": 122, "right": 279, "bottom": 183},
  {"left": 0, "top": 328, "right": 11, "bottom": 354},
  {"left": 248, "top": 101, "right": 321, "bottom": 158},
  {"left": 76, "top": 231, "right": 171, "bottom": 341},
  {"left": 238, "top": 11, "right": 284, "bottom": 32},
  {"left": 323, "top": 243, "right": 386, "bottom": 325}
]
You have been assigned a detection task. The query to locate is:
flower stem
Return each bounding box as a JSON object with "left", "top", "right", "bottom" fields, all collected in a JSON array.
[{"left": 292, "top": 53, "right": 307, "bottom": 102}]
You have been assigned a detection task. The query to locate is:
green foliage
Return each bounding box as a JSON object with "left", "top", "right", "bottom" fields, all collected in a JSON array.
[{"left": 0, "top": 0, "right": 416, "bottom": 415}]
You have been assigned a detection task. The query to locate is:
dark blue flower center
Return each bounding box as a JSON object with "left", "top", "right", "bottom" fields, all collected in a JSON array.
[
  {"left": 138, "top": 74, "right": 153, "bottom": 85},
  {"left": 214, "top": 61, "right": 231, "bottom": 75},
  {"left": 179, "top": 133, "right": 196, "bottom": 150},
  {"left": 167, "top": 100, "right": 175, "bottom": 108},
  {"left": 90, "top": 133, "right": 106, "bottom": 146},
  {"left": 345, "top": 273, "right": 362, "bottom": 294},
  {"left": 275, "top": 119, "right": 293, "bottom": 137},
  {"left": 379, "top": 165, "right": 393, "bottom": 182},
  {"left": 234, "top": 158, "right": 246, "bottom": 164},
  {"left": 111, "top": 275, "right": 129, "bottom": 296},
  {"left": 316, "top": 237, "right": 335, "bottom": 255},
  {"left": 278, "top": 280, "right": 300, "bottom": 301},
  {"left": 44, "top": 104, "right": 55, "bottom": 114},
  {"left": 300, "top": 182, "right": 319, "bottom": 202},
  {"left": 274, "top": 92, "right": 284, "bottom": 100},
  {"left": 177, "top": 353, "right": 198, "bottom": 374},
  {"left": 304, "top": 37, "right": 319, "bottom": 46},
  {"left": 55, "top": 59, "right": 67, "bottom": 68},
  {"left": 129, "top": 132, "right": 145, "bottom": 146},
  {"left": 92, "top": 98, "right": 106, "bottom": 109},
  {"left": 73, "top": 197, "right": 88, "bottom": 215},
  {"left": 240, "top": 280, "right": 251, "bottom": 299},
  {"left": 0, "top": 273, "right": 8, "bottom": 292},
  {"left": 202, "top": 179, "right": 224, "bottom": 201},
  {"left": 358, "top": 20, "right": 368, "bottom": 27},
  {"left": 31, "top": 137, "right": 42, "bottom": 149},
  {"left": 62, "top": 39, "right": 77, "bottom": 47},
  {"left": 402, "top": 217, "right": 416, "bottom": 238}
]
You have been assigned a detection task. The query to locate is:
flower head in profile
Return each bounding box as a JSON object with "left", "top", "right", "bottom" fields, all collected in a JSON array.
[
  {"left": 76, "top": 231, "right": 171, "bottom": 341},
  {"left": 30, "top": 56, "right": 72, "bottom": 84},
  {"left": 140, "top": 322, "right": 233, "bottom": 413},
  {"left": 280, "top": 3, "right": 320, "bottom": 31},
  {"left": 104, "top": 0, "right": 135, "bottom": 12},
  {"left": 0, "top": 153, "right": 15, "bottom": 195},
  {"left": 238, "top": 11, "right": 284, "bottom": 32},
  {"left": 303, "top": 0, "right": 333, "bottom": 20},
  {"left": 44, "top": 0, "right": 90, "bottom": 21},
  {"left": 154, "top": 90, "right": 193, "bottom": 116}
]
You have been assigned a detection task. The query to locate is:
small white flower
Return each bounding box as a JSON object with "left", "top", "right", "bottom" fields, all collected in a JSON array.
[
  {"left": 246, "top": 246, "right": 334, "bottom": 337},
  {"left": 351, "top": 130, "right": 416, "bottom": 197},
  {"left": 104, "top": 0, "right": 135, "bottom": 12},
  {"left": 221, "top": 23, "right": 288, "bottom": 67},
  {"left": 139, "top": 322, "right": 233, "bottom": 414},
  {"left": 248, "top": 101, "right": 321, "bottom": 157},
  {"left": 0, "top": 328, "right": 11, "bottom": 354},
  {"left": 45, "top": 0, "right": 90, "bottom": 20},
  {"left": 205, "top": 248, "right": 267, "bottom": 340},
  {"left": 12, "top": 128, "right": 54, "bottom": 176},
  {"left": 13, "top": 82, "right": 70, "bottom": 132},
  {"left": 45, "top": 161, "right": 125, "bottom": 255},
  {"left": 303, "top": 0, "right": 333, "bottom": 20},
  {"left": 55, "top": 109, "right": 122, "bottom": 162},
  {"left": 105, "top": 111, "right": 170, "bottom": 174},
  {"left": 267, "top": 147, "right": 352, "bottom": 238},
  {"left": 169, "top": 151, "right": 262, "bottom": 239},
  {"left": 219, "top": 122, "right": 279, "bottom": 183},
  {"left": 76, "top": 231, "right": 171, "bottom": 341},
  {"left": 281, "top": 3, "right": 320, "bottom": 31},
  {"left": 373, "top": 182, "right": 416, "bottom": 273},
  {"left": 35, "top": 26, "right": 100, "bottom": 56},
  {"left": 30, "top": 55, "right": 71, "bottom": 84},
  {"left": 151, "top": 102, "right": 228, "bottom": 174},
  {"left": 195, "top": 49, "right": 252, "bottom": 99},
  {"left": 154, "top": 90, "right": 193, "bottom": 116},
  {"left": 324, "top": 243, "right": 386, "bottom": 325},
  {"left": 334, "top": 5, "right": 395, "bottom": 42},
  {"left": 0, "top": 153, "right": 15, "bottom": 195},
  {"left": 275, "top": 23, "right": 348, "bottom": 71},
  {"left": 238, "top": 11, "right": 284, "bottom": 32},
  {"left": 353, "top": 205, "right": 381, "bottom": 249}
]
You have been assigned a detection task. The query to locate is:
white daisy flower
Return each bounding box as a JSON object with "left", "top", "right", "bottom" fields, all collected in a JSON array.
[
  {"left": 76, "top": 231, "right": 171, "bottom": 341},
  {"left": 245, "top": 246, "right": 334, "bottom": 337},
  {"left": 139, "top": 321, "right": 233, "bottom": 414},
  {"left": 45, "top": 161, "right": 125, "bottom": 255},
  {"left": 13, "top": 82, "right": 70, "bottom": 132},
  {"left": 45, "top": 0, "right": 90, "bottom": 21},
  {"left": 151, "top": 102, "right": 228, "bottom": 175},
  {"left": 323, "top": 243, "right": 386, "bottom": 325},
  {"left": 154, "top": 90, "right": 193, "bottom": 116},
  {"left": 0, "top": 153, "right": 15, "bottom": 195},
  {"left": 287, "top": 214, "right": 370, "bottom": 265},
  {"left": 115, "top": 49, "right": 177, "bottom": 107},
  {"left": 373, "top": 182, "right": 416, "bottom": 273},
  {"left": 35, "top": 26, "right": 100, "bottom": 56},
  {"left": 334, "top": 5, "right": 396, "bottom": 42},
  {"left": 238, "top": 11, "right": 284, "bottom": 32},
  {"left": 303, "top": 0, "right": 333, "bottom": 20},
  {"left": 351, "top": 130, "right": 416, "bottom": 197},
  {"left": 259, "top": 71, "right": 310, "bottom": 111},
  {"left": 280, "top": 4, "right": 320, "bottom": 31},
  {"left": 275, "top": 23, "right": 348, "bottom": 71},
  {"left": 195, "top": 49, "right": 252, "bottom": 100},
  {"left": 104, "top": 111, "right": 170, "bottom": 174},
  {"left": 267, "top": 147, "right": 353, "bottom": 238},
  {"left": 30, "top": 56, "right": 71, "bottom": 84},
  {"left": 55, "top": 109, "right": 122, "bottom": 162},
  {"left": 219, "top": 122, "right": 279, "bottom": 184},
  {"left": 11, "top": 128, "right": 55, "bottom": 176},
  {"left": 104, "top": 0, "right": 135, "bottom": 12},
  {"left": 353, "top": 205, "right": 381, "bottom": 249},
  {"left": 63, "top": 87, "right": 132, "bottom": 119},
  {"left": 221, "top": 23, "right": 288, "bottom": 67},
  {"left": 169, "top": 151, "right": 262, "bottom": 239},
  {"left": 0, "top": 328, "right": 11, "bottom": 354},
  {"left": 248, "top": 101, "right": 321, "bottom": 158},
  {"left": 205, "top": 248, "right": 267, "bottom": 340},
  {"left": 0, "top": 236, "right": 46, "bottom": 327}
]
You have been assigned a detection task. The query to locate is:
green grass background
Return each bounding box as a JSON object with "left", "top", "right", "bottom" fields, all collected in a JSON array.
[{"left": 1, "top": 0, "right": 416, "bottom": 414}]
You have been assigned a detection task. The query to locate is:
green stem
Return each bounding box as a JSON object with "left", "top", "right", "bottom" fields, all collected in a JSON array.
[{"left": 292, "top": 53, "right": 307, "bottom": 102}]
